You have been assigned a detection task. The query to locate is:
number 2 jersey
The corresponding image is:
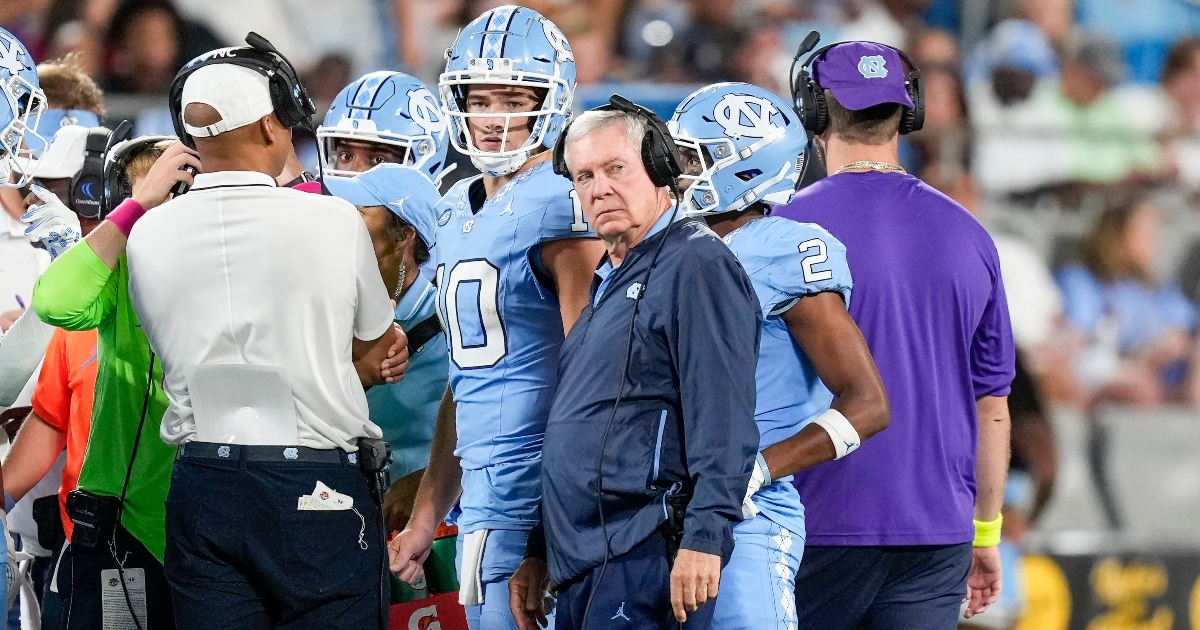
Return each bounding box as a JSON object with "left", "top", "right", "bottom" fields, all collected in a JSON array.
[
  {"left": 434, "top": 160, "right": 594, "bottom": 533},
  {"left": 723, "top": 215, "right": 852, "bottom": 539}
]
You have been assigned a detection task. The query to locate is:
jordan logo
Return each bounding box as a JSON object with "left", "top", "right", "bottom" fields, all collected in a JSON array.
[{"left": 611, "top": 602, "right": 630, "bottom": 621}]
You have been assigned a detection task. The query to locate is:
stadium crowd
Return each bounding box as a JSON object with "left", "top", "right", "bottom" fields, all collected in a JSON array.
[{"left": 0, "top": 1, "right": 1196, "bottom": 630}]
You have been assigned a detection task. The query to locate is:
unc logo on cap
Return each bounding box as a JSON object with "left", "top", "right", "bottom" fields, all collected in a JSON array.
[{"left": 858, "top": 55, "right": 888, "bottom": 78}]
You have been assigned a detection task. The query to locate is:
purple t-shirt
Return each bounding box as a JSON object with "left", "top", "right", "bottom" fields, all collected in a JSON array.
[{"left": 774, "top": 171, "right": 1015, "bottom": 547}]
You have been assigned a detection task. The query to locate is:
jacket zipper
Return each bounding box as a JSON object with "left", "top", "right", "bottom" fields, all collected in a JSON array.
[{"left": 650, "top": 409, "right": 668, "bottom": 489}]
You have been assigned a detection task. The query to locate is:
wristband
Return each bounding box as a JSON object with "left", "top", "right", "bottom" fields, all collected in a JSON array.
[
  {"left": 973, "top": 513, "right": 1003, "bottom": 547},
  {"left": 812, "top": 408, "right": 861, "bottom": 460},
  {"left": 755, "top": 452, "right": 773, "bottom": 486},
  {"left": 106, "top": 198, "right": 148, "bottom": 237}
]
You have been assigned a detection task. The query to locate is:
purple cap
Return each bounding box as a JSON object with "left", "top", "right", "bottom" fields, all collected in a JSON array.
[{"left": 813, "top": 42, "right": 914, "bottom": 111}]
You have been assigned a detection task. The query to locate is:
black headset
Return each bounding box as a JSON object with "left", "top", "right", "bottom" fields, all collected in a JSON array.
[
  {"left": 68, "top": 121, "right": 133, "bottom": 220},
  {"left": 167, "top": 32, "right": 317, "bottom": 149},
  {"left": 100, "top": 133, "right": 176, "bottom": 218},
  {"left": 552, "top": 94, "right": 683, "bottom": 190},
  {"left": 791, "top": 32, "right": 926, "bottom": 136}
]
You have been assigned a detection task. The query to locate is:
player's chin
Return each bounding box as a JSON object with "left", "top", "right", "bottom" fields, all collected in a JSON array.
[{"left": 593, "top": 215, "right": 629, "bottom": 240}]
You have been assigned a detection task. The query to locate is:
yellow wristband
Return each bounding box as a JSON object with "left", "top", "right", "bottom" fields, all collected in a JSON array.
[{"left": 973, "top": 514, "right": 1003, "bottom": 547}]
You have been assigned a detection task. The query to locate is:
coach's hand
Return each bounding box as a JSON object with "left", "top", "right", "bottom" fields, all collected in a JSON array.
[
  {"left": 963, "top": 545, "right": 1003, "bottom": 618},
  {"left": 670, "top": 549, "right": 720, "bottom": 623},
  {"left": 380, "top": 323, "right": 410, "bottom": 384},
  {"left": 388, "top": 524, "right": 433, "bottom": 585},
  {"left": 132, "top": 140, "right": 201, "bottom": 210},
  {"left": 509, "top": 557, "right": 551, "bottom": 630}
]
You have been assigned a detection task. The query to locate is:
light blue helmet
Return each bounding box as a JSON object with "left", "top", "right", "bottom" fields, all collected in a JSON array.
[
  {"left": 668, "top": 82, "right": 806, "bottom": 216},
  {"left": 0, "top": 28, "right": 47, "bottom": 188},
  {"left": 317, "top": 71, "right": 449, "bottom": 184},
  {"left": 440, "top": 5, "right": 576, "bottom": 177}
]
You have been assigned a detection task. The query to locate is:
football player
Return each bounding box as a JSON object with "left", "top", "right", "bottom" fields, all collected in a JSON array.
[
  {"left": 317, "top": 70, "right": 450, "bottom": 184},
  {"left": 388, "top": 6, "right": 604, "bottom": 630},
  {"left": 668, "top": 82, "right": 890, "bottom": 630}
]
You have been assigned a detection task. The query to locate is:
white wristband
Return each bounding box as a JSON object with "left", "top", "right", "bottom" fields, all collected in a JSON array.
[{"left": 812, "top": 408, "right": 860, "bottom": 460}]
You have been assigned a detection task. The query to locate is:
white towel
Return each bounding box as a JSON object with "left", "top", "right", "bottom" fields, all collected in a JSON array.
[{"left": 458, "top": 529, "right": 489, "bottom": 607}]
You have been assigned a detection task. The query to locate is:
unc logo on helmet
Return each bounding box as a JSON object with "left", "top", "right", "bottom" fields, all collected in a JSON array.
[
  {"left": 670, "top": 82, "right": 806, "bottom": 216},
  {"left": 406, "top": 88, "right": 444, "bottom": 137},
  {"left": 542, "top": 20, "right": 573, "bottom": 62},
  {"left": 858, "top": 55, "right": 888, "bottom": 78},
  {"left": 0, "top": 31, "right": 31, "bottom": 74},
  {"left": 714, "top": 93, "right": 782, "bottom": 140}
]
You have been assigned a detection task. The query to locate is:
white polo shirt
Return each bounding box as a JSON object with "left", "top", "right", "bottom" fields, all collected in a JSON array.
[{"left": 126, "top": 171, "right": 395, "bottom": 450}]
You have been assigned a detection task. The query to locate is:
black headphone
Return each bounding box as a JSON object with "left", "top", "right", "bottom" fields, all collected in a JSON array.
[
  {"left": 791, "top": 33, "right": 925, "bottom": 136},
  {"left": 552, "top": 94, "right": 683, "bottom": 190},
  {"left": 100, "top": 133, "right": 176, "bottom": 218},
  {"left": 70, "top": 121, "right": 133, "bottom": 220},
  {"left": 168, "top": 32, "right": 317, "bottom": 149}
]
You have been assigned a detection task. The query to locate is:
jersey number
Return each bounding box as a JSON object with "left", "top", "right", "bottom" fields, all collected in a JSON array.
[
  {"left": 569, "top": 190, "right": 589, "bottom": 233},
  {"left": 436, "top": 260, "right": 508, "bottom": 369},
  {"left": 798, "top": 238, "right": 833, "bottom": 283}
]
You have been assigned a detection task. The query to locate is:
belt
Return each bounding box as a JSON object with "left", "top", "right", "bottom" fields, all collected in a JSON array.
[{"left": 179, "top": 441, "right": 358, "bottom": 466}]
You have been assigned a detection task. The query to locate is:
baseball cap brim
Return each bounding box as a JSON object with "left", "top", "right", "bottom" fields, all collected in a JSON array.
[
  {"left": 323, "top": 175, "right": 381, "bottom": 208},
  {"left": 16, "top": 124, "right": 89, "bottom": 178},
  {"left": 826, "top": 84, "right": 914, "bottom": 111}
]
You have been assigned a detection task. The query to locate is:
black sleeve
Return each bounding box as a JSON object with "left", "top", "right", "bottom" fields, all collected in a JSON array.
[
  {"left": 670, "top": 247, "right": 762, "bottom": 557},
  {"left": 524, "top": 512, "right": 547, "bottom": 561}
]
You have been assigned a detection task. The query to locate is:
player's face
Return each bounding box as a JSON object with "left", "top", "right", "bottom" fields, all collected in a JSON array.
[
  {"left": 464, "top": 85, "right": 543, "bottom": 153},
  {"left": 568, "top": 124, "right": 665, "bottom": 242},
  {"left": 676, "top": 146, "right": 707, "bottom": 191},
  {"left": 333, "top": 139, "right": 407, "bottom": 173}
]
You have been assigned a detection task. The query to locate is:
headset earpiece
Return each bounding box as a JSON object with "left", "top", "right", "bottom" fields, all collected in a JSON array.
[
  {"left": 72, "top": 121, "right": 133, "bottom": 220},
  {"left": 551, "top": 95, "right": 682, "bottom": 190}
]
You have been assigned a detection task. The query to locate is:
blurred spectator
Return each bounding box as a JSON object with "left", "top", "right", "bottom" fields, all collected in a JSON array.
[
  {"left": 906, "top": 63, "right": 969, "bottom": 187},
  {"left": 1057, "top": 200, "right": 1200, "bottom": 406},
  {"left": 1020, "top": 0, "right": 1076, "bottom": 54},
  {"left": 672, "top": 0, "right": 746, "bottom": 83},
  {"left": 302, "top": 53, "right": 353, "bottom": 106},
  {"left": 837, "top": 0, "right": 918, "bottom": 49},
  {"left": 1150, "top": 37, "right": 1200, "bottom": 191},
  {"left": 102, "top": 0, "right": 185, "bottom": 94},
  {"left": 1076, "top": 0, "right": 1200, "bottom": 83},
  {"left": 911, "top": 27, "right": 958, "bottom": 68}
]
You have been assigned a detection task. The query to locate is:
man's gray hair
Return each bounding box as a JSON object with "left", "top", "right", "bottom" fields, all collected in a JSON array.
[{"left": 562, "top": 109, "right": 647, "bottom": 172}]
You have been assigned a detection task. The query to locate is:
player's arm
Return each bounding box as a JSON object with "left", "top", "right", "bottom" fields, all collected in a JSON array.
[
  {"left": 541, "top": 237, "right": 605, "bottom": 334},
  {"left": 389, "top": 384, "right": 462, "bottom": 583},
  {"left": 760, "top": 292, "right": 890, "bottom": 477},
  {"left": 4, "top": 412, "right": 67, "bottom": 501},
  {"left": 352, "top": 323, "right": 407, "bottom": 387}
]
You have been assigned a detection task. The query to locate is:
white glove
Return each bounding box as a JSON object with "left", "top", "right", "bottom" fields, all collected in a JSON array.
[
  {"left": 741, "top": 453, "right": 772, "bottom": 519},
  {"left": 21, "top": 185, "right": 81, "bottom": 260}
]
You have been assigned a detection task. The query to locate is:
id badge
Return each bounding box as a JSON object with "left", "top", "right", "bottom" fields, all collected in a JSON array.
[
  {"left": 187, "top": 364, "right": 299, "bottom": 445},
  {"left": 100, "top": 568, "right": 147, "bottom": 630}
]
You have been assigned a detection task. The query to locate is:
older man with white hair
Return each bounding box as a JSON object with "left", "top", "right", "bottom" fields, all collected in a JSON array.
[{"left": 508, "top": 97, "right": 762, "bottom": 630}]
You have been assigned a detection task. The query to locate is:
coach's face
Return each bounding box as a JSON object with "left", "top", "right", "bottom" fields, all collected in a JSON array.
[{"left": 568, "top": 123, "right": 666, "bottom": 244}]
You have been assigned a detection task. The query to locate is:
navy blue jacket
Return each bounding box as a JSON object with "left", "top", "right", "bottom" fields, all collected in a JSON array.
[{"left": 540, "top": 216, "right": 761, "bottom": 586}]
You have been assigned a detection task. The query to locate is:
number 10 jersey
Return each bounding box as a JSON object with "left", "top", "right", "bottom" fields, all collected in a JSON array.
[{"left": 433, "top": 160, "right": 595, "bottom": 532}]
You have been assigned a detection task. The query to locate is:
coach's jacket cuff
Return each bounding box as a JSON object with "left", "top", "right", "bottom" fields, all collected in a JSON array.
[
  {"left": 524, "top": 520, "right": 547, "bottom": 561},
  {"left": 679, "top": 529, "right": 726, "bottom": 558}
]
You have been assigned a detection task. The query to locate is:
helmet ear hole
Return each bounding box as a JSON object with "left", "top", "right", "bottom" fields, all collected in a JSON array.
[{"left": 735, "top": 169, "right": 762, "bottom": 182}]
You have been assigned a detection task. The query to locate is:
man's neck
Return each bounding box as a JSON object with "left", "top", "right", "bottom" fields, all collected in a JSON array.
[
  {"left": 197, "top": 151, "right": 279, "bottom": 179},
  {"left": 821, "top": 135, "right": 902, "bottom": 174},
  {"left": 705, "top": 206, "right": 765, "bottom": 238},
  {"left": 606, "top": 205, "right": 670, "bottom": 268},
  {"left": 482, "top": 151, "right": 550, "bottom": 199}
]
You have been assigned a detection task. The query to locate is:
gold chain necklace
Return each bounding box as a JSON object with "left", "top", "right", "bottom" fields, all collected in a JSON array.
[
  {"left": 834, "top": 160, "right": 907, "bottom": 175},
  {"left": 392, "top": 263, "right": 407, "bottom": 301}
]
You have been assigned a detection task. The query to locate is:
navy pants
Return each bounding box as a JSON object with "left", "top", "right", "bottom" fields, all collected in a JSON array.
[
  {"left": 555, "top": 531, "right": 716, "bottom": 630},
  {"left": 794, "top": 543, "right": 972, "bottom": 630},
  {"left": 58, "top": 525, "right": 175, "bottom": 630},
  {"left": 164, "top": 444, "right": 386, "bottom": 630}
]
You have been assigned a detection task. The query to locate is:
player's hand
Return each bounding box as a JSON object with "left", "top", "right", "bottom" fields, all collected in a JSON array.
[
  {"left": 509, "top": 557, "right": 552, "bottom": 630},
  {"left": 21, "top": 185, "right": 81, "bottom": 260},
  {"left": 381, "top": 323, "right": 409, "bottom": 384},
  {"left": 963, "top": 545, "right": 1003, "bottom": 618},
  {"left": 388, "top": 524, "right": 434, "bottom": 585},
  {"left": 670, "top": 549, "right": 721, "bottom": 623},
  {"left": 131, "top": 140, "right": 200, "bottom": 210}
]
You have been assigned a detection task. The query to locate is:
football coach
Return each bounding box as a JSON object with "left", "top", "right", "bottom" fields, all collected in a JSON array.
[{"left": 509, "top": 96, "right": 762, "bottom": 630}]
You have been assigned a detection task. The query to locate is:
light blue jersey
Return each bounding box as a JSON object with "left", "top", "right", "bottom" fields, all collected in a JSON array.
[
  {"left": 722, "top": 215, "right": 852, "bottom": 539},
  {"left": 434, "top": 160, "right": 594, "bottom": 534},
  {"left": 366, "top": 268, "right": 448, "bottom": 478}
]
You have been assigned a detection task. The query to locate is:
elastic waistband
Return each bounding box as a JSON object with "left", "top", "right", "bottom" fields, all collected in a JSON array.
[{"left": 179, "top": 441, "right": 358, "bottom": 466}]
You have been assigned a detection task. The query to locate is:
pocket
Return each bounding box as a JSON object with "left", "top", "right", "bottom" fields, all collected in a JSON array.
[
  {"left": 280, "top": 509, "right": 374, "bottom": 596},
  {"left": 600, "top": 406, "right": 673, "bottom": 500}
]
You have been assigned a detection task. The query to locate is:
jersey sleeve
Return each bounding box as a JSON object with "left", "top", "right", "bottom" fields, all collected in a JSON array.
[
  {"left": 534, "top": 177, "right": 596, "bottom": 244},
  {"left": 971, "top": 243, "right": 1017, "bottom": 398},
  {"left": 352, "top": 216, "right": 396, "bottom": 341},
  {"left": 30, "top": 328, "right": 71, "bottom": 432},
  {"left": 763, "top": 221, "right": 853, "bottom": 316},
  {"left": 31, "top": 241, "right": 120, "bottom": 331}
]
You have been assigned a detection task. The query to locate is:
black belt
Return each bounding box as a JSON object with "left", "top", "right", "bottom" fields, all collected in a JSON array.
[{"left": 179, "top": 441, "right": 357, "bottom": 465}]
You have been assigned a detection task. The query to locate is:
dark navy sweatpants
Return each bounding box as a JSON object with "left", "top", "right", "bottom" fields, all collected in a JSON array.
[
  {"left": 164, "top": 443, "right": 387, "bottom": 630},
  {"left": 794, "top": 543, "right": 972, "bottom": 630},
  {"left": 555, "top": 531, "right": 716, "bottom": 630}
]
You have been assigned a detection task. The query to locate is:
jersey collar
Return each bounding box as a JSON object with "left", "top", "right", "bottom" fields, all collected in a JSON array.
[{"left": 190, "top": 171, "right": 278, "bottom": 191}]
